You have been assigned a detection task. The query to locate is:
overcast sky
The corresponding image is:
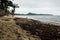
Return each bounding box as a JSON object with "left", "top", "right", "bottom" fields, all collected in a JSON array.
[{"left": 12, "top": 0, "right": 60, "bottom": 15}]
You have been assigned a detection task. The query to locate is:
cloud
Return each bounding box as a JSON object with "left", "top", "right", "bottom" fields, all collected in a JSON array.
[{"left": 13, "top": 0, "right": 60, "bottom": 15}]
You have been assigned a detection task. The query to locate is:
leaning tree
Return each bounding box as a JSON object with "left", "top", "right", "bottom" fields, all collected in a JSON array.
[{"left": 0, "top": 0, "right": 19, "bottom": 16}]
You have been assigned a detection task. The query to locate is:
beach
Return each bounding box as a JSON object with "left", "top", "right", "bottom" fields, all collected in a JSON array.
[{"left": 0, "top": 16, "right": 60, "bottom": 40}]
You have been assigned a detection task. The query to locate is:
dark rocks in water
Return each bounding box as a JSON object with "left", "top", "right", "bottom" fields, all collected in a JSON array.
[{"left": 14, "top": 18, "right": 60, "bottom": 40}]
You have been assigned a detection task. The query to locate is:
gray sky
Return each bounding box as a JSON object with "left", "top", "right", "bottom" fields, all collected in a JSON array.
[{"left": 12, "top": 0, "right": 60, "bottom": 15}]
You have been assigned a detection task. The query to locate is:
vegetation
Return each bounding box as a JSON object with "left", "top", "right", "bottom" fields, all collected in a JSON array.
[
  {"left": 14, "top": 18, "right": 60, "bottom": 40},
  {"left": 0, "top": 0, "right": 60, "bottom": 40},
  {"left": 0, "top": 0, "right": 19, "bottom": 16},
  {"left": 0, "top": 17, "right": 60, "bottom": 40}
]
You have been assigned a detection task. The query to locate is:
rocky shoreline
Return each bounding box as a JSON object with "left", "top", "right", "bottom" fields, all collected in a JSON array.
[
  {"left": 14, "top": 17, "right": 60, "bottom": 40},
  {"left": 0, "top": 17, "right": 60, "bottom": 40}
]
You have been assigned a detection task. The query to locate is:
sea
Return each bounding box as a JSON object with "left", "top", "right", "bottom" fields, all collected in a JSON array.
[{"left": 15, "top": 15, "right": 60, "bottom": 25}]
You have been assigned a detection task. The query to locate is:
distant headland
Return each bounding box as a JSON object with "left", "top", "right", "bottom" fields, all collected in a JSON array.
[{"left": 14, "top": 12, "right": 53, "bottom": 16}]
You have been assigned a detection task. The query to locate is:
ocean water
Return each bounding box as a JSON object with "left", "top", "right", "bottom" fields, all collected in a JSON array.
[{"left": 15, "top": 15, "right": 60, "bottom": 25}]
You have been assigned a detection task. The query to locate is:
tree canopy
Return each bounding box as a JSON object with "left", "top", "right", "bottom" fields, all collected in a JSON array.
[{"left": 0, "top": 0, "right": 19, "bottom": 16}]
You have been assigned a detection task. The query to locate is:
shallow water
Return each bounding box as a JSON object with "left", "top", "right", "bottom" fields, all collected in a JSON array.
[{"left": 15, "top": 15, "right": 60, "bottom": 25}]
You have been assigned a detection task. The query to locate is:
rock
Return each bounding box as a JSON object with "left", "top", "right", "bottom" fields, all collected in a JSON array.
[{"left": 14, "top": 17, "right": 60, "bottom": 40}]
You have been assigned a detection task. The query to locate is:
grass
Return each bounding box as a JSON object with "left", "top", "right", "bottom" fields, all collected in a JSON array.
[
  {"left": 0, "top": 16, "right": 40, "bottom": 40},
  {"left": 0, "top": 16, "right": 60, "bottom": 40}
]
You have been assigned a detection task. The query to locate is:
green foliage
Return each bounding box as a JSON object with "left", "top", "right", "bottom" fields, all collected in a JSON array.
[{"left": 0, "top": 0, "right": 19, "bottom": 16}]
